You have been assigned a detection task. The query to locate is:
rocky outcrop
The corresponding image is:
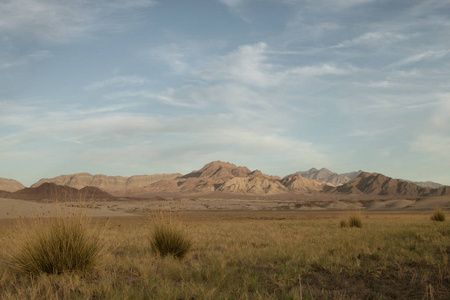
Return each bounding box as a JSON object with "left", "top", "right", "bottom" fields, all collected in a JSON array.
[{"left": 0, "top": 178, "right": 25, "bottom": 192}]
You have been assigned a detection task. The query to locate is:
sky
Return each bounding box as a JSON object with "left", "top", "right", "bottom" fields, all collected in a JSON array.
[{"left": 1, "top": 0, "right": 450, "bottom": 187}]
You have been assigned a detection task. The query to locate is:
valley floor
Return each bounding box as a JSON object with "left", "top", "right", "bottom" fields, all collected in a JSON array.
[{"left": 1, "top": 195, "right": 450, "bottom": 220}]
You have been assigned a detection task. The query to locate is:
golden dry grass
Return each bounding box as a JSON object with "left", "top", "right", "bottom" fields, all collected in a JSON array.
[{"left": 0, "top": 211, "right": 448, "bottom": 299}]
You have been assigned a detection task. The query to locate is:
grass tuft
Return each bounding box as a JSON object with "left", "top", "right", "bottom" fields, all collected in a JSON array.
[
  {"left": 340, "top": 219, "right": 349, "bottom": 228},
  {"left": 430, "top": 208, "right": 446, "bottom": 222},
  {"left": 340, "top": 213, "right": 363, "bottom": 228},
  {"left": 8, "top": 210, "right": 105, "bottom": 275},
  {"left": 348, "top": 215, "right": 363, "bottom": 228},
  {"left": 149, "top": 210, "right": 192, "bottom": 259}
]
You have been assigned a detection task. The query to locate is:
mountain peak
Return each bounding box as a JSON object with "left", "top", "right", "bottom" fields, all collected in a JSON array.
[{"left": 183, "top": 161, "right": 252, "bottom": 180}]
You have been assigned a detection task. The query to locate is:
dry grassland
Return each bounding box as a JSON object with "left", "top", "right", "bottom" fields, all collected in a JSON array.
[{"left": 0, "top": 211, "right": 449, "bottom": 299}]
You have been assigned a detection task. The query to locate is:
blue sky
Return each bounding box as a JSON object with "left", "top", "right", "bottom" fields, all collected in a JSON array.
[{"left": 1, "top": 0, "right": 450, "bottom": 186}]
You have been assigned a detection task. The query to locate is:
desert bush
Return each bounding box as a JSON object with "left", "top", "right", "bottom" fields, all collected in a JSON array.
[
  {"left": 149, "top": 210, "right": 192, "bottom": 259},
  {"left": 431, "top": 208, "right": 446, "bottom": 222},
  {"left": 340, "top": 219, "right": 349, "bottom": 228},
  {"left": 340, "top": 214, "right": 363, "bottom": 228},
  {"left": 8, "top": 210, "right": 105, "bottom": 275},
  {"left": 348, "top": 215, "right": 363, "bottom": 228}
]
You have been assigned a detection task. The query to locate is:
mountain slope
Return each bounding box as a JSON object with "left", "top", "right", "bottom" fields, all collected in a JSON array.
[
  {"left": 31, "top": 173, "right": 182, "bottom": 196},
  {"left": 149, "top": 161, "right": 326, "bottom": 195},
  {"left": 0, "top": 178, "right": 25, "bottom": 192},
  {"left": 295, "top": 168, "right": 362, "bottom": 185},
  {"left": 280, "top": 174, "right": 328, "bottom": 193},
  {"left": 325, "top": 172, "right": 449, "bottom": 197},
  {"left": 5, "top": 183, "right": 115, "bottom": 202}
]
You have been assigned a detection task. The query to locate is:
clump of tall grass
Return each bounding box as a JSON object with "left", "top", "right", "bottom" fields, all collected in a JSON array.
[
  {"left": 340, "top": 213, "right": 363, "bottom": 228},
  {"left": 430, "top": 208, "right": 446, "bottom": 222},
  {"left": 149, "top": 209, "right": 192, "bottom": 259},
  {"left": 7, "top": 209, "right": 105, "bottom": 275},
  {"left": 340, "top": 219, "right": 349, "bottom": 228}
]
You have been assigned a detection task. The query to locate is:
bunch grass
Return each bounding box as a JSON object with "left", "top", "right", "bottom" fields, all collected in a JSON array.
[
  {"left": 6, "top": 208, "right": 105, "bottom": 275},
  {"left": 430, "top": 208, "right": 446, "bottom": 222},
  {"left": 340, "top": 213, "right": 363, "bottom": 228},
  {"left": 149, "top": 209, "right": 192, "bottom": 259}
]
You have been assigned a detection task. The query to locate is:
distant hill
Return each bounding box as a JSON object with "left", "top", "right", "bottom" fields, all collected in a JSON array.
[
  {"left": 295, "top": 168, "right": 444, "bottom": 189},
  {"left": 294, "top": 168, "right": 362, "bottom": 185},
  {"left": 409, "top": 181, "right": 443, "bottom": 189},
  {"left": 4, "top": 182, "right": 115, "bottom": 202},
  {"left": 324, "top": 172, "right": 450, "bottom": 197},
  {"left": 0, "top": 178, "right": 25, "bottom": 192},
  {"left": 31, "top": 173, "right": 182, "bottom": 197}
]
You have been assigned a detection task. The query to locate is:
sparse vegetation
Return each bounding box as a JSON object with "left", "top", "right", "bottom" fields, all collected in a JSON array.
[
  {"left": 431, "top": 208, "right": 446, "bottom": 222},
  {"left": 348, "top": 214, "right": 363, "bottom": 228},
  {"left": 149, "top": 210, "right": 192, "bottom": 258},
  {"left": 0, "top": 212, "right": 449, "bottom": 299},
  {"left": 6, "top": 210, "right": 105, "bottom": 275},
  {"left": 340, "top": 213, "right": 363, "bottom": 228},
  {"left": 340, "top": 219, "right": 349, "bottom": 227}
]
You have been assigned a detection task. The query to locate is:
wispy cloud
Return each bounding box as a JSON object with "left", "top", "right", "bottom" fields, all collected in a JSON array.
[
  {"left": 390, "top": 50, "right": 450, "bottom": 67},
  {"left": 0, "top": 50, "right": 51, "bottom": 70},
  {"left": 84, "top": 76, "right": 148, "bottom": 91},
  {"left": 0, "top": 0, "right": 156, "bottom": 42},
  {"left": 333, "top": 32, "right": 409, "bottom": 48}
]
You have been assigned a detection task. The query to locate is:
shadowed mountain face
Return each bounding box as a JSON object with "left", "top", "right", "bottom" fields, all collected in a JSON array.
[
  {"left": 0, "top": 178, "right": 25, "bottom": 192},
  {"left": 325, "top": 172, "right": 450, "bottom": 197},
  {"left": 295, "top": 168, "right": 362, "bottom": 185},
  {"left": 3, "top": 183, "right": 115, "bottom": 202}
]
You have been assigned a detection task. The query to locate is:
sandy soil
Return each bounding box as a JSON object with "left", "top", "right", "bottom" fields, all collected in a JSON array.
[{"left": 1, "top": 195, "right": 449, "bottom": 219}]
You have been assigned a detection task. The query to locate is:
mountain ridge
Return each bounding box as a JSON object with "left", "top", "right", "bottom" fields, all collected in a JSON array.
[
  {"left": 2, "top": 161, "right": 448, "bottom": 199},
  {"left": 1, "top": 182, "right": 115, "bottom": 202}
]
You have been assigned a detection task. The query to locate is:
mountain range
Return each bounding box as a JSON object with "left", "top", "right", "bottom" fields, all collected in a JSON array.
[
  {"left": 1, "top": 161, "right": 448, "bottom": 200},
  {"left": 296, "top": 167, "right": 443, "bottom": 188}
]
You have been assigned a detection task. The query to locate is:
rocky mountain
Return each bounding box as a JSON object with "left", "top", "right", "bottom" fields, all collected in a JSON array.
[
  {"left": 325, "top": 172, "right": 450, "bottom": 197},
  {"left": 31, "top": 173, "right": 182, "bottom": 196},
  {"left": 341, "top": 170, "right": 364, "bottom": 180},
  {"left": 149, "top": 161, "right": 326, "bottom": 195},
  {"left": 7, "top": 162, "right": 449, "bottom": 199},
  {"left": 0, "top": 178, "right": 25, "bottom": 192},
  {"left": 410, "top": 181, "right": 443, "bottom": 189},
  {"left": 3, "top": 182, "right": 115, "bottom": 202},
  {"left": 295, "top": 168, "right": 362, "bottom": 185},
  {"left": 280, "top": 174, "right": 329, "bottom": 193}
]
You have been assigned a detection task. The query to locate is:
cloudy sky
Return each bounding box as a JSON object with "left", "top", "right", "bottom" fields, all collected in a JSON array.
[{"left": 1, "top": 0, "right": 450, "bottom": 186}]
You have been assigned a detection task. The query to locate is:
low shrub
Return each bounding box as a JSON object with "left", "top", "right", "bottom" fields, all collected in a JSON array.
[
  {"left": 431, "top": 208, "right": 446, "bottom": 222},
  {"left": 8, "top": 210, "right": 105, "bottom": 275},
  {"left": 340, "top": 214, "right": 363, "bottom": 228},
  {"left": 149, "top": 210, "right": 192, "bottom": 259},
  {"left": 340, "top": 219, "right": 349, "bottom": 228},
  {"left": 150, "top": 223, "right": 192, "bottom": 258},
  {"left": 348, "top": 215, "right": 363, "bottom": 228}
]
